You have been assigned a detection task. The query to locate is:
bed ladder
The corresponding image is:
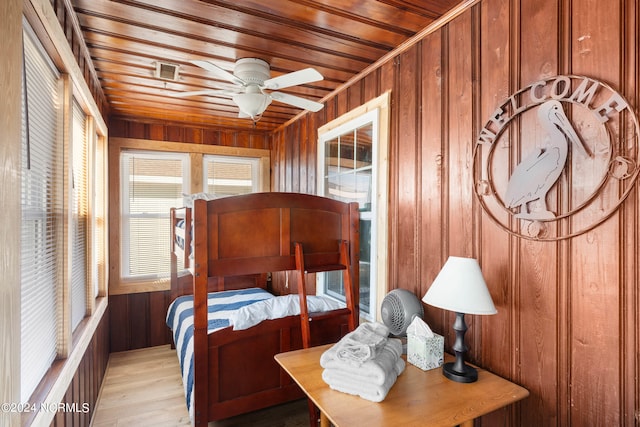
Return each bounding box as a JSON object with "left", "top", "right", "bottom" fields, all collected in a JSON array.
[
  {"left": 294, "top": 240, "right": 357, "bottom": 348},
  {"left": 294, "top": 240, "right": 357, "bottom": 427}
]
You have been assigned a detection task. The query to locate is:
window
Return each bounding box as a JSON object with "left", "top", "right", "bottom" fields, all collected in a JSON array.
[
  {"left": 120, "top": 151, "right": 188, "bottom": 280},
  {"left": 71, "top": 100, "right": 88, "bottom": 330},
  {"left": 317, "top": 93, "right": 390, "bottom": 321},
  {"left": 203, "top": 155, "right": 261, "bottom": 196},
  {"left": 20, "top": 23, "right": 63, "bottom": 402},
  {"left": 112, "top": 140, "right": 270, "bottom": 294},
  {"left": 92, "top": 132, "right": 107, "bottom": 299},
  {"left": 16, "top": 12, "right": 108, "bottom": 420}
]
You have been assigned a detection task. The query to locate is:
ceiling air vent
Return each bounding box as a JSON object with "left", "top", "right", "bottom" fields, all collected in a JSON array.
[{"left": 155, "top": 62, "right": 180, "bottom": 81}]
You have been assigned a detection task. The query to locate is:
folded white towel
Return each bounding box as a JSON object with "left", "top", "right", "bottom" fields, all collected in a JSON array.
[
  {"left": 336, "top": 341, "right": 373, "bottom": 365},
  {"left": 350, "top": 321, "right": 390, "bottom": 341},
  {"left": 322, "top": 368, "right": 398, "bottom": 402},
  {"left": 321, "top": 338, "right": 404, "bottom": 385},
  {"left": 335, "top": 322, "right": 390, "bottom": 365},
  {"left": 324, "top": 357, "right": 405, "bottom": 385}
]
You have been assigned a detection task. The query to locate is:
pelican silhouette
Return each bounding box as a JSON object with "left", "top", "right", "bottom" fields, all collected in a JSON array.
[{"left": 505, "top": 100, "right": 591, "bottom": 219}]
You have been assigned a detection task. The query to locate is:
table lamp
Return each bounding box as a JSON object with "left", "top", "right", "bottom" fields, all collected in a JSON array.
[{"left": 422, "top": 256, "right": 497, "bottom": 383}]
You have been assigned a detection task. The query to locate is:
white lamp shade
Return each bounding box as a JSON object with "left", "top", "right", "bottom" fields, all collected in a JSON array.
[{"left": 422, "top": 256, "right": 497, "bottom": 315}]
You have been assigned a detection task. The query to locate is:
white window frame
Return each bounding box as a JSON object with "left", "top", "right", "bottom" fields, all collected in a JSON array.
[
  {"left": 202, "top": 154, "right": 261, "bottom": 196},
  {"left": 317, "top": 92, "right": 391, "bottom": 322},
  {"left": 120, "top": 150, "right": 189, "bottom": 281}
]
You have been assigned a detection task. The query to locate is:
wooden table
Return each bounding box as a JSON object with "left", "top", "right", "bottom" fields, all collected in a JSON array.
[{"left": 275, "top": 344, "right": 529, "bottom": 427}]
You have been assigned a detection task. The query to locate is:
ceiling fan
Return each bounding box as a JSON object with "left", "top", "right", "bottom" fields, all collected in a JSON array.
[{"left": 172, "top": 58, "right": 325, "bottom": 121}]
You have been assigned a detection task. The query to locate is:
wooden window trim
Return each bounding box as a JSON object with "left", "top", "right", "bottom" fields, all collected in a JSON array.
[
  {"left": 108, "top": 137, "right": 270, "bottom": 295},
  {"left": 317, "top": 91, "right": 391, "bottom": 322}
]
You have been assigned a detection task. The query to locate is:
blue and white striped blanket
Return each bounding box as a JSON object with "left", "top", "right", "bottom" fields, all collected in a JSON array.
[{"left": 165, "top": 288, "right": 275, "bottom": 420}]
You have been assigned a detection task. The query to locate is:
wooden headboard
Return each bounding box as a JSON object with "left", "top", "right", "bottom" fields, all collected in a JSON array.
[{"left": 191, "top": 192, "right": 359, "bottom": 285}]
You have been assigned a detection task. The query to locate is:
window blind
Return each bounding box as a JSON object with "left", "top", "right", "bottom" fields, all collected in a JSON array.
[
  {"left": 203, "top": 155, "right": 259, "bottom": 196},
  {"left": 21, "top": 24, "right": 62, "bottom": 402},
  {"left": 121, "top": 151, "right": 187, "bottom": 279},
  {"left": 71, "top": 100, "right": 88, "bottom": 330}
]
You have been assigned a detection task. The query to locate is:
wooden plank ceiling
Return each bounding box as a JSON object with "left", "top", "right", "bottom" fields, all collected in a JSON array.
[{"left": 72, "top": 0, "right": 463, "bottom": 131}]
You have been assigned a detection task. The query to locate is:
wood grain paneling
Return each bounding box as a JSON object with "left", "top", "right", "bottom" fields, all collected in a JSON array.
[
  {"left": 620, "top": 2, "right": 639, "bottom": 424},
  {"left": 477, "top": 0, "right": 518, "bottom": 424},
  {"left": 109, "top": 292, "right": 173, "bottom": 353},
  {"left": 0, "top": 0, "right": 23, "bottom": 426},
  {"left": 569, "top": 0, "right": 623, "bottom": 424},
  {"left": 419, "top": 28, "right": 448, "bottom": 344},
  {"left": 270, "top": 0, "right": 640, "bottom": 424},
  {"left": 108, "top": 118, "right": 270, "bottom": 149},
  {"left": 395, "top": 47, "right": 420, "bottom": 296},
  {"left": 149, "top": 291, "right": 174, "bottom": 347},
  {"left": 65, "top": 0, "right": 462, "bottom": 131}
]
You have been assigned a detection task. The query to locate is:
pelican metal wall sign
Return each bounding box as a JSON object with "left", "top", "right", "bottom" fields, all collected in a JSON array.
[{"left": 473, "top": 75, "right": 640, "bottom": 240}]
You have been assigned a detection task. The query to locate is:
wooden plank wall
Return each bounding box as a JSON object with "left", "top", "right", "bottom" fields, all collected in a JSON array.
[
  {"left": 0, "top": 0, "right": 23, "bottom": 425},
  {"left": 108, "top": 118, "right": 271, "bottom": 148},
  {"left": 109, "top": 292, "right": 174, "bottom": 352},
  {"left": 271, "top": 0, "right": 640, "bottom": 425},
  {"left": 107, "top": 118, "right": 270, "bottom": 352}
]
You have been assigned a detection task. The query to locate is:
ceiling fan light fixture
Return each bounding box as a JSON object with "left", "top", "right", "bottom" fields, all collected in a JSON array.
[
  {"left": 233, "top": 58, "right": 270, "bottom": 84},
  {"left": 179, "top": 58, "right": 325, "bottom": 120},
  {"left": 233, "top": 91, "right": 271, "bottom": 119}
]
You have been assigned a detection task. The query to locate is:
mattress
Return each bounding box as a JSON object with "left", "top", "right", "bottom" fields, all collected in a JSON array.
[{"left": 174, "top": 219, "right": 190, "bottom": 251}]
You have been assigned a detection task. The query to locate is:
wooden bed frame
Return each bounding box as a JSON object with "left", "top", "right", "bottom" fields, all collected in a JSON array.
[{"left": 169, "top": 192, "right": 360, "bottom": 426}]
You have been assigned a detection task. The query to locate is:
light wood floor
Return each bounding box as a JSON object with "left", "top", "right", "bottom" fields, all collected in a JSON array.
[{"left": 91, "top": 345, "right": 309, "bottom": 427}]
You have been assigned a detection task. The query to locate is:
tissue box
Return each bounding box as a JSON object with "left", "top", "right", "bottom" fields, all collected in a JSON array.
[{"left": 407, "top": 332, "right": 444, "bottom": 371}]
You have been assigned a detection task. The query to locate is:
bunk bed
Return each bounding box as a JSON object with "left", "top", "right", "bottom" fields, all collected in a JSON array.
[{"left": 167, "top": 192, "right": 360, "bottom": 426}]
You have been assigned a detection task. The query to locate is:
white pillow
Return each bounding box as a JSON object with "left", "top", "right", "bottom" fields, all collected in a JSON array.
[
  {"left": 229, "top": 294, "right": 345, "bottom": 330},
  {"left": 182, "top": 192, "right": 219, "bottom": 208}
]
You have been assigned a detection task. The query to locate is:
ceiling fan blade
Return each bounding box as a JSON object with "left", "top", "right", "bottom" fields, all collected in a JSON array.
[
  {"left": 269, "top": 92, "right": 324, "bottom": 112},
  {"left": 169, "top": 88, "right": 237, "bottom": 98},
  {"left": 262, "top": 68, "right": 323, "bottom": 90},
  {"left": 190, "top": 60, "right": 246, "bottom": 86}
]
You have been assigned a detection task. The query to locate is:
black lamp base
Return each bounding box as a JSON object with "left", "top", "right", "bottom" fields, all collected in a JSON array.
[
  {"left": 443, "top": 361, "right": 478, "bottom": 383},
  {"left": 443, "top": 312, "right": 479, "bottom": 383}
]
